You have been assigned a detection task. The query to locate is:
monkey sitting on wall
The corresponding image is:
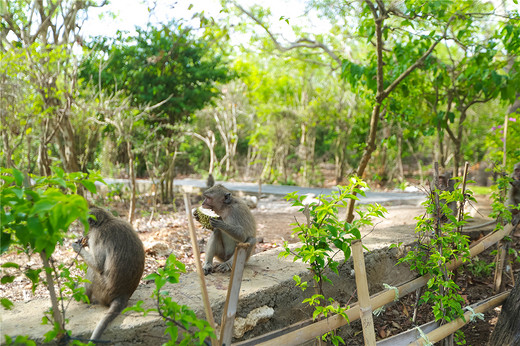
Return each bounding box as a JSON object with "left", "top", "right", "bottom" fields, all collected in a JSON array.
[
  {"left": 72, "top": 207, "right": 145, "bottom": 342},
  {"left": 195, "top": 184, "right": 257, "bottom": 275},
  {"left": 206, "top": 173, "right": 215, "bottom": 189},
  {"left": 507, "top": 162, "right": 520, "bottom": 229}
]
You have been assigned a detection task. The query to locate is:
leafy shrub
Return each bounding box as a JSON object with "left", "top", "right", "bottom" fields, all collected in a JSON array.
[{"left": 280, "top": 177, "right": 386, "bottom": 345}]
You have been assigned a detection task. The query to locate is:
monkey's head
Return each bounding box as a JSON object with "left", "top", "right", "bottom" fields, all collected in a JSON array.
[
  {"left": 202, "top": 184, "right": 232, "bottom": 214},
  {"left": 514, "top": 162, "right": 520, "bottom": 180},
  {"left": 88, "top": 207, "right": 113, "bottom": 227}
]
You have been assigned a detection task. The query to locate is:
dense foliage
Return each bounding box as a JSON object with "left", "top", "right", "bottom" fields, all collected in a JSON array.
[
  {"left": 1, "top": 1, "right": 519, "bottom": 186},
  {"left": 1, "top": 0, "right": 520, "bottom": 343}
]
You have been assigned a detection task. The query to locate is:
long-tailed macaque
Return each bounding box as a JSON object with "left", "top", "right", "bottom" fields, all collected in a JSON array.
[
  {"left": 197, "top": 184, "right": 256, "bottom": 275},
  {"left": 507, "top": 162, "right": 520, "bottom": 227},
  {"left": 72, "top": 207, "right": 145, "bottom": 342},
  {"left": 206, "top": 173, "right": 215, "bottom": 189}
]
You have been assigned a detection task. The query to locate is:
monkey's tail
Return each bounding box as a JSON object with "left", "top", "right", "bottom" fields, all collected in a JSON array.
[{"left": 90, "top": 297, "right": 127, "bottom": 342}]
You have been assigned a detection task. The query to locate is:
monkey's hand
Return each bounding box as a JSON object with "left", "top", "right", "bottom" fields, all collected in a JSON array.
[
  {"left": 72, "top": 241, "right": 83, "bottom": 254},
  {"left": 72, "top": 237, "right": 88, "bottom": 253},
  {"left": 209, "top": 218, "right": 226, "bottom": 230},
  {"left": 203, "top": 262, "right": 213, "bottom": 275},
  {"left": 193, "top": 208, "right": 200, "bottom": 222}
]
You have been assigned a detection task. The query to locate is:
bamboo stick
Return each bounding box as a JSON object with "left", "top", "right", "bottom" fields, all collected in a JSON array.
[
  {"left": 493, "top": 245, "right": 507, "bottom": 292},
  {"left": 220, "top": 243, "right": 250, "bottom": 346},
  {"left": 352, "top": 240, "right": 376, "bottom": 346},
  {"left": 243, "top": 224, "right": 512, "bottom": 346},
  {"left": 183, "top": 193, "right": 219, "bottom": 346},
  {"left": 408, "top": 291, "right": 509, "bottom": 346}
]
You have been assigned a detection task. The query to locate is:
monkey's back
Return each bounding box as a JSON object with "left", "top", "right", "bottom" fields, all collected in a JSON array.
[
  {"left": 90, "top": 219, "right": 145, "bottom": 306},
  {"left": 228, "top": 200, "right": 257, "bottom": 237}
]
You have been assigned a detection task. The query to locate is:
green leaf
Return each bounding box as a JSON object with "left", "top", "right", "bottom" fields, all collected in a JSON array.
[
  {"left": 80, "top": 180, "right": 97, "bottom": 194},
  {"left": 1, "top": 232, "right": 12, "bottom": 253},
  {"left": 1, "top": 298, "right": 14, "bottom": 310},
  {"left": 1, "top": 262, "right": 20, "bottom": 269},
  {"left": 29, "top": 199, "right": 57, "bottom": 216},
  {"left": 1, "top": 275, "right": 15, "bottom": 284},
  {"left": 12, "top": 169, "right": 24, "bottom": 186},
  {"left": 25, "top": 268, "right": 42, "bottom": 286}
]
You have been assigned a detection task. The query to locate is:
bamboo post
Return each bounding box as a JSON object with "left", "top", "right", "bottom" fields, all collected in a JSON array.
[
  {"left": 220, "top": 243, "right": 250, "bottom": 346},
  {"left": 352, "top": 240, "right": 376, "bottom": 346},
  {"left": 493, "top": 244, "right": 508, "bottom": 292},
  {"left": 183, "top": 192, "right": 219, "bottom": 346},
  {"left": 408, "top": 291, "right": 509, "bottom": 346},
  {"left": 238, "top": 224, "right": 513, "bottom": 346}
]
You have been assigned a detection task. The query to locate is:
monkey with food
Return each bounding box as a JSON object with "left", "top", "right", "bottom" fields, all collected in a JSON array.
[{"left": 194, "top": 184, "right": 257, "bottom": 275}]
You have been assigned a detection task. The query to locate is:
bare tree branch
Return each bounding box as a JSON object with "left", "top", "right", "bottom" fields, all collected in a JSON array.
[{"left": 232, "top": 1, "right": 342, "bottom": 66}]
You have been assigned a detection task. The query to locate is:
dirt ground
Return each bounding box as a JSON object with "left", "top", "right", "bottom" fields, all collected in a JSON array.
[{"left": 1, "top": 192, "right": 519, "bottom": 345}]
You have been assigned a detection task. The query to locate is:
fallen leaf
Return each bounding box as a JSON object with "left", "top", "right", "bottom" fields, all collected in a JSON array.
[{"left": 402, "top": 304, "right": 409, "bottom": 317}]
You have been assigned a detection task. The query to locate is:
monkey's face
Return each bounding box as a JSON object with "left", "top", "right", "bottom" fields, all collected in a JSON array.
[
  {"left": 202, "top": 185, "right": 232, "bottom": 213},
  {"left": 514, "top": 165, "right": 520, "bottom": 180},
  {"left": 202, "top": 193, "right": 215, "bottom": 210}
]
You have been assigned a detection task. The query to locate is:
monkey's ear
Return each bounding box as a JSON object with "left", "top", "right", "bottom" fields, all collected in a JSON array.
[
  {"left": 88, "top": 214, "right": 98, "bottom": 226},
  {"left": 224, "top": 192, "right": 232, "bottom": 204}
]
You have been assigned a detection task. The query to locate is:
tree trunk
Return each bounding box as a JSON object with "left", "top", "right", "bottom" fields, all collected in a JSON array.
[
  {"left": 127, "top": 140, "right": 136, "bottom": 223},
  {"left": 57, "top": 113, "right": 80, "bottom": 173},
  {"left": 343, "top": 0, "right": 447, "bottom": 222},
  {"left": 189, "top": 131, "right": 216, "bottom": 174},
  {"left": 40, "top": 251, "right": 66, "bottom": 342},
  {"left": 436, "top": 124, "right": 446, "bottom": 168},
  {"left": 38, "top": 141, "right": 52, "bottom": 176},
  {"left": 396, "top": 125, "right": 404, "bottom": 183},
  {"left": 488, "top": 271, "right": 520, "bottom": 346},
  {"left": 334, "top": 133, "right": 345, "bottom": 185}
]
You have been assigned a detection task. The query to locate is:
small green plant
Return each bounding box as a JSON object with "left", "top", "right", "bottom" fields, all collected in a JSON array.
[
  {"left": 280, "top": 177, "right": 387, "bottom": 345},
  {"left": 395, "top": 180, "right": 408, "bottom": 191},
  {"left": 399, "top": 176, "right": 476, "bottom": 344},
  {"left": 466, "top": 257, "right": 495, "bottom": 278},
  {"left": 488, "top": 168, "right": 512, "bottom": 227},
  {"left": 125, "top": 254, "right": 215, "bottom": 345},
  {"left": 106, "top": 182, "right": 128, "bottom": 202},
  {"left": 1, "top": 167, "right": 103, "bottom": 344}
]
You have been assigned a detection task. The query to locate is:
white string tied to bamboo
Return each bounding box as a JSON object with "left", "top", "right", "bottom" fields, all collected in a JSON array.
[
  {"left": 383, "top": 283, "right": 399, "bottom": 301},
  {"left": 373, "top": 283, "right": 400, "bottom": 316},
  {"left": 416, "top": 326, "right": 433, "bottom": 346},
  {"left": 372, "top": 306, "right": 385, "bottom": 316},
  {"left": 464, "top": 306, "right": 485, "bottom": 322}
]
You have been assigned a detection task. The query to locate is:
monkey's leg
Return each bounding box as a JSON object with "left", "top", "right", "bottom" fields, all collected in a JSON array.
[
  {"left": 245, "top": 236, "right": 257, "bottom": 259},
  {"left": 84, "top": 267, "right": 95, "bottom": 302},
  {"left": 214, "top": 237, "right": 257, "bottom": 273},
  {"left": 203, "top": 231, "right": 220, "bottom": 275}
]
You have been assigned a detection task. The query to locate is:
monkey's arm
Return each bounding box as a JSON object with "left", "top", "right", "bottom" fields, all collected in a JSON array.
[
  {"left": 72, "top": 242, "right": 106, "bottom": 274},
  {"left": 209, "top": 218, "right": 250, "bottom": 242}
]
